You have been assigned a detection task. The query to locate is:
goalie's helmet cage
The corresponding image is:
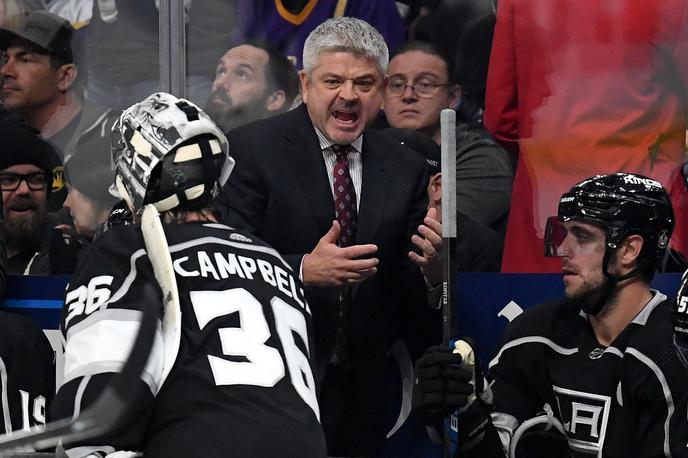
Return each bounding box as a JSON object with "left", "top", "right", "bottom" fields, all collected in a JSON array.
[
  {"left": 544, "top": 172, "right": 674, "bottom": 270},
  {"left": 111, "top": 92, "right": 234, "bottom": 213}
]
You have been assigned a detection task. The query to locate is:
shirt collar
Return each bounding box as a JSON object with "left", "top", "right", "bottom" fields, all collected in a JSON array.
[{"left": 313, "top": 125, "right": 363, "bottom": 154}]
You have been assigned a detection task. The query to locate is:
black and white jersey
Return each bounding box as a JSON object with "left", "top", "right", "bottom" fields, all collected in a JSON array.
[
  {"left": 52, "top": 222, "right": 326, "bottom": 458},
  {"left": 0, "top": 312, "right": 54, "bottom": 435},
  {"left": 488, "top": 292, "right": 688, "bottom": 458}
]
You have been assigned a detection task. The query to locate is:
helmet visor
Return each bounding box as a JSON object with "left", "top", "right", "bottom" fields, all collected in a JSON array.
[{"left": 544, "top": 216, "right": 567, "bottom": 257}]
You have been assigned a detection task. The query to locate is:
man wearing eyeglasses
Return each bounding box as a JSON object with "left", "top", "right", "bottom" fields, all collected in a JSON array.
[
  {"left": 383, "top": 41, "right": 513, "bottom": 240},
  {"left": 0, "top": 123, "right": 77, "bottom": 275}
]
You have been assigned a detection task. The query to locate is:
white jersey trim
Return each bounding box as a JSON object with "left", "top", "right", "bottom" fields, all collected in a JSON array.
[
  {"left": 489, "top": 336, "right": 578, "bottom": 370},
  {"left": 491, "top": 411, "right": 518, "bottom": 455},
  {"left": 625, "top": 347, "right": 674, "bottom": 457},
  {"left": 0, "top": 356, "right": 11, "bottom": 434},
  {"left": 63, "top": 309, "right": 163, "bottom": 394},
  {"left": 631, "top": 290, "right": 667, "bottom": 326}
]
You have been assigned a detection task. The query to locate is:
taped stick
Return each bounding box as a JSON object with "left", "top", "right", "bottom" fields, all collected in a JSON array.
[
  {"left": 440, "top": 109, "right": 457, "bottom": 458},
  {"left": 440, "top": 108, "right": 457, "bottom": 343}
]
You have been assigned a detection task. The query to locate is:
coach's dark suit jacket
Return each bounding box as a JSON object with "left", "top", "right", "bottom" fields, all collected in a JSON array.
[{"left": 216, "top": 104, "right": 432, "bottom": 454}]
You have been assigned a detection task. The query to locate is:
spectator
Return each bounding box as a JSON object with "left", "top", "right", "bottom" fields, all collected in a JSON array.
[
  {"left": 0, "top": 10, "right": 80, "bottom": 156},
  {"left": 217, "top": 17, "right": 442, "bottom": 456},
  {"left": 52, "top": 92, "right": 326, "bottom": 457},
  {"left": 385, "top": 128, "right": 503, "bottom": 271},
  {"left": 0, "top": 124, "right": 78, "bottom": 274},
  {"left": 205, "top": 42, "right": 299, "bottom": 133},
  {"left": 485, "top": 0, "right": 688, "bottom": 273},
  {"left": 413, "top": 173, "right": 688, "bottom": 457},
  {"left": 383, "top": 41, "right": 512, "bottom": 235},
  {"left": 62, "top": 132, "right": 118, "bottom": 240}
]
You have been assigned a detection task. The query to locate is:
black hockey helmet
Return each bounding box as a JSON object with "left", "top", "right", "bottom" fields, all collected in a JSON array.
[
  {"left": 544, "top": 173, "right": 674, "bottom": 280},
  {"left": 111, "top": 92, "right": 234, "bottom": 213}
]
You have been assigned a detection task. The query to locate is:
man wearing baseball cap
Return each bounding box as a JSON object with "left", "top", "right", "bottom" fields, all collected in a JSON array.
[
  {"left": 0, "top": 123, "right": 78, "bottom": 274},
  {"left": 0, "top": 11, "right": 79, "bottom": 145}
]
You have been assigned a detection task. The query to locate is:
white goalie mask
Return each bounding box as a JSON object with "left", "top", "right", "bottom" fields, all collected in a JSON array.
[{"left": 111, "top": 92, "right": 234, "bottom": 213}]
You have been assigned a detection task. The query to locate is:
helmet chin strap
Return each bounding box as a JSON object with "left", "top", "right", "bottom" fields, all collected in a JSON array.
[
  {"left": 581, "top": 248, "right": 647, "bottom": 316},
  {"left": 602, "top": 248, "right": 649, "bottom": 284}
]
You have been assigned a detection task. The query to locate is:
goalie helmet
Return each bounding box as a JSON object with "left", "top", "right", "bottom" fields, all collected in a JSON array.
[
  {"left": 544, "top": 173, "right": 674, "bottom": 278},
  {"left": 111, "top": 92, "right": 234, "bottom": 213}
]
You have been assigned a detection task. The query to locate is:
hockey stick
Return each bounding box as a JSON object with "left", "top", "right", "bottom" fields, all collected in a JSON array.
[
  {"left": 140, "top": 204, "right": 182, "bottom": 387},
  {"left": 0, "top": 205, "right": 179, "bottom": 454},
  {"left": 440, "top": 109, "right": 458, "bottom": 458}
]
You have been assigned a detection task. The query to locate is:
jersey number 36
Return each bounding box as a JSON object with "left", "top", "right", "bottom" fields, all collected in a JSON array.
[{"left": 190, "top": 288, "right": 319, "bottom": 419}]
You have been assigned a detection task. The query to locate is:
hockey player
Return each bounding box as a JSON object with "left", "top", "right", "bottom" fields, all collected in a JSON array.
[
  {"left": 413, "top": 173, "right": 688, "bottom": 457},
  {"left": 51, "top": 92, "right": 326, "bottom": 457}
]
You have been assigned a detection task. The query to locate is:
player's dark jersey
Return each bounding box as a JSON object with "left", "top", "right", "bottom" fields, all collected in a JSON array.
[
  {"left": 52, "top": 222, "right": 326, "bottom": 457},
  {"left": 0, "top": 311, "right": 54, "bottom": 434},
  {"left": 486, "top": 291, "right": 688, "bottom": 457}
]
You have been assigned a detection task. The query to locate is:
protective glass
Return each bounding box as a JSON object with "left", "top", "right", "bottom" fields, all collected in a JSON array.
[{"left": 0, "top": 172, "right": 49, "bottom": 192}]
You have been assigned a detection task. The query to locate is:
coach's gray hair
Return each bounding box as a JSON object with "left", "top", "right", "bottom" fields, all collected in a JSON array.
[{"left": 302, "top": 17, "right": 389, "bottom": 76}]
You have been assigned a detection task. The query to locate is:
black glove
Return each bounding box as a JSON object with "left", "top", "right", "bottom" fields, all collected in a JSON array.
[{"left": 412, "top": 344, "right": 474, "bottom": 426}]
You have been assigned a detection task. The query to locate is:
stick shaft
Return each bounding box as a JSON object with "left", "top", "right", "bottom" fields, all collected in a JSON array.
[{"left": 440, "top": 109, "right": 457, "bottom": 458}]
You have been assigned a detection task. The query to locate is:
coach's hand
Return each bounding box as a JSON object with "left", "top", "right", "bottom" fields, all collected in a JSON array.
[
  {"left": 412, "top": 344, "right": 474, "bottom": 426},
  {"left": 303, "top": 221, "right": 379, "bottom": 288},
  {"left": 409, "top": 208, "right": 443, "bottom": 286}
]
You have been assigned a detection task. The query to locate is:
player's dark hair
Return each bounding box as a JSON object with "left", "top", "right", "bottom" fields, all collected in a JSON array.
[
  {"left": 392, "top": 40, "right": 457, "bottom": 85},
  {"left": 245, "top": 40, "right": 299, "bottom": 111}
]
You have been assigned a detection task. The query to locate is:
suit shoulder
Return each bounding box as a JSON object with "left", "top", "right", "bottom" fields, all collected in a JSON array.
[{"left": 228, "top": 106, "right": 305, "bottom": 141}]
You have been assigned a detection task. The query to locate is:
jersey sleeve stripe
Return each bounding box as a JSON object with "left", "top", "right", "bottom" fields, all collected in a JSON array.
[
  {"left": 101, "top": 249, "right": 148, "bottom": 310},
  {"left": 71, "top": 375, "right": 91, "bottom": 419},
  {"left": 63, "top": 311, "right": 163, "bottom": 394},
  {"left": 0, "top": 356, "right": 12, "bottom": 434},
  {"left": 488, "top": 336, "right": 578, "bottom": 369},
  {"left": 625, "top": 347, "right": 674, "bottom": 457}
]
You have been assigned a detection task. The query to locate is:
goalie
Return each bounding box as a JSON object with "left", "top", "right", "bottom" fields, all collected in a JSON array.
[
  {"left": 414, "top": 173, "right": 688, "bottom": 457},
  {"left": 51, "top": 92, "right": 326, "bottom": 457}
]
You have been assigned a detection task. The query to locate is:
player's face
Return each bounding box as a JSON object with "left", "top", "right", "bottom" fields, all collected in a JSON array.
[
  {"left": 1, "top": 44, "right": 63, "bottom": 114},
  {"left": 63, "top": 186, "right": 104, "bottom": 239},
  {"left": 301, "top": 51, "right": 384, "bottom": 144},
  {"left": 206, "top": 45, "right": 272, "bottom": 131},
  {"left": 558, "top": 221, "right": 608, "bottom": 299},
  {"left": 383, "top": 51, "right": 458, "bottom": 139}
]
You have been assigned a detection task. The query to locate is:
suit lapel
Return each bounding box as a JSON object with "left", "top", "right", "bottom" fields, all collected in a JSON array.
[
  {"left": 283, "top": 105, "right": 335, "bottom": 235},
  {"left": 357, "top": 132, "right": 391, "bottom": 244}
]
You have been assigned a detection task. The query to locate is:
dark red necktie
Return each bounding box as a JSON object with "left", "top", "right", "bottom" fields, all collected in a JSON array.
[
  {"left": 331, "top": 144, "right": 356, "bottom": 369},
  {"left": 332, "top": 144, "right": 357, "bottom": 247}
]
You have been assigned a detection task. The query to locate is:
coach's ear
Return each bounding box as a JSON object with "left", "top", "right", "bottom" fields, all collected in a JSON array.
[{"left": 300, "top": 71, "right": 311, "bottom": 105}]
